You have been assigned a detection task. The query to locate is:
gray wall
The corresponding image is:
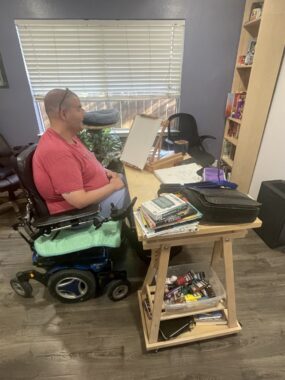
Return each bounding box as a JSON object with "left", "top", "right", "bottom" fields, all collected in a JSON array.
[{"left": 0, "top": 0, "right": 245, "bottom": 157}]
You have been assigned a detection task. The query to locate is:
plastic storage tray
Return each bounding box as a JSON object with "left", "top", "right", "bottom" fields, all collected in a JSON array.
[{"left": 164, "top": 263, "right": 226, "bottom": 313}]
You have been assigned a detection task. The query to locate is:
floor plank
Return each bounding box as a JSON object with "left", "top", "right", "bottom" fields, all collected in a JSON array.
[{"left": 0, "top": 208, "right": 285, "bottom": 380}]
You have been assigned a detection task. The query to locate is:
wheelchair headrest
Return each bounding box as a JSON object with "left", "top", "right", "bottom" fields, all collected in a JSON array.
[{"left": 16, "top": 143, "right": 50, "bottom": 218}]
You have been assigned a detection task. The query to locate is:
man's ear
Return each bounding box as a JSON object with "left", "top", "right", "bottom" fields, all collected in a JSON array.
[{"left": 59, "top": 108, "right": 68, "bottom": 121}]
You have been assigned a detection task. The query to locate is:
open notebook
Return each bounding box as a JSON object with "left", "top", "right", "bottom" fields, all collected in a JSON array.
[{"left": 154, "top": 163, "right": 202, "bottom": 184}]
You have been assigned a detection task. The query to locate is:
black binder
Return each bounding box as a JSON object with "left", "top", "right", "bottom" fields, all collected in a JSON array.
[{"left": 159, "top": 316, "right": 195, "bottom": 341}]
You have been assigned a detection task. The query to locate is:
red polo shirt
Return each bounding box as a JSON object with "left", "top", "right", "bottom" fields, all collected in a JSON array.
[{"left": 33, "top": 128, "right": 109, "bottom": 214}]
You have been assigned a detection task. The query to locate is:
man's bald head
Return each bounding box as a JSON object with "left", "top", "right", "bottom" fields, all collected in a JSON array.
[{"left": 44, "top": 88, "right": 78, "bottom": 119}]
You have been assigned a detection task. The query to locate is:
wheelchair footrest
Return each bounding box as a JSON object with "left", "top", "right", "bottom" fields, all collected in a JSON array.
[{"left": 16, "top": 270, "right": 48, "bottom": 286}]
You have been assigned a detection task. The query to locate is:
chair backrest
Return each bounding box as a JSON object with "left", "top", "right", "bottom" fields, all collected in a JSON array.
[
  {"left": 0, "top": 134, "right": 16, "bottom": 169},
  {"left": 0, "top": 134, "right": 13, "bottom": 158},
  {"left": 168, "top": 113, "right": 200, "bottom": 148},
  {"left": 16, "top": 144, "right": 50, "bottom": 218}
]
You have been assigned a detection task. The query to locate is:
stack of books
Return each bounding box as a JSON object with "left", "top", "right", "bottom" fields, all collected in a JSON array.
[
  {"left": 134, "top": 193, "right": 202, "bottom": 238},
  {"left": 194, "top": 311, "right": 227, "bottom": 325}
]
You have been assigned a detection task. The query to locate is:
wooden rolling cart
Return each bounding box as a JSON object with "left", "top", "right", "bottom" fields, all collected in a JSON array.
[{"left": 124, "top": 165, "right": 261, "bottom": 351}]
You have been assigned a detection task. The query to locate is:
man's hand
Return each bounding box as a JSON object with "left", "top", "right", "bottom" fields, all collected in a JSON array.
[
  {"left": 105, "top": 169, "right": 119, "bottom": 179},
  {"left": 110, "top": 176, "right": 125, "bottom": 191}
]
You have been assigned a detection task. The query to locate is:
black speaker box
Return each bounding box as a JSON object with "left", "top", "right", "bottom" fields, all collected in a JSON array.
[{"left": 255, "top": 180, "right": 285, "bottom": 248}]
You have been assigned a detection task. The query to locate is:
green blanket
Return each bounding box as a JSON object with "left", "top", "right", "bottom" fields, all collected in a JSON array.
[{"left": 34, "top": 221, "right": 121, "bottom": 257}]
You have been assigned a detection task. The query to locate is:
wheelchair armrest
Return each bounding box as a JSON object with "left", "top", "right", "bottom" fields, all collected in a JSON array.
[
  {"left": 32, "top": 197, "right": 137, "bottom": 235},
  {"left": 32, "top": 204, "right": 100, "bottom": 229},
  {"left": 165, "top": 138, "right": 174, "bottom": 145},
  {"left": 110, "top": 197, "right": 137, "bottom": 221}
]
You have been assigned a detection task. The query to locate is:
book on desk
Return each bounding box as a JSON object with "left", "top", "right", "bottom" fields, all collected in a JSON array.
[{"left": 134, "top": 193, "right": 202, "bottom": 238}]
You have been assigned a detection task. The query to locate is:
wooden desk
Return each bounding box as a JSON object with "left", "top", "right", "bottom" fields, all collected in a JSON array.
[{"left": 124, "top": 165, "right": 262, "bottom": 351}]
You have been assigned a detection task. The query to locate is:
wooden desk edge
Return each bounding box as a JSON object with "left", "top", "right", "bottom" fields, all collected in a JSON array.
[{"left": 135, "top": 218, "right": 262, "bottom": 244}]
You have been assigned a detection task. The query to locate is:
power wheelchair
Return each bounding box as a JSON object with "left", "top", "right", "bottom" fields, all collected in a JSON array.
[{"left": 10, "top": 144, "right": 137, "bottom": 303}]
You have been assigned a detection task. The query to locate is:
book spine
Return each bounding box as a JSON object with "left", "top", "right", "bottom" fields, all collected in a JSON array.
[
  {"left": 153, "top": 218, "right": 198, "bottom": 232},
  {"left": 153, "top": 213, "right": 183, "bottom": 227},
  {"left": 140, "top": 208, "right": 156, "bottom": 229},
  {"left": 143, "top": 204, "right": 188, "bottom": 222}
]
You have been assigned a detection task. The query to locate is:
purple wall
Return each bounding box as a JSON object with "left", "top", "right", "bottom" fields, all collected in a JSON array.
[{"left": 0, "top": 0, "right": 245, "bottom": 156}]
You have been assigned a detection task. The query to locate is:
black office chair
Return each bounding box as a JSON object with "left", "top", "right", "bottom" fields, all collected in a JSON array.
[
  {"left": 166, "top": 113, "right": 216, "bottom": 167},
  {"left": 0, "top": 134, "right": 25, "bottom": 214}
]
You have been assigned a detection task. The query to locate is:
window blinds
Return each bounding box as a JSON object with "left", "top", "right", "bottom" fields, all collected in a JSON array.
[{"left": 16, "top": 20, "right": 185, "bottom": 99}]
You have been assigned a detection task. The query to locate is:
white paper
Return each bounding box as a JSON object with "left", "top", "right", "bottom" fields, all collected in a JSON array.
[
  {"left": 120, "top": 115, "right": 162, "bottom": 169},
  {"left": 154, "top": 163, "right": 202, "bottom": 184}
]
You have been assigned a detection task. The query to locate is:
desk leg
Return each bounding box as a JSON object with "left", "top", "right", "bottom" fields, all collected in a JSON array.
[
  {"left": 142, "top": 248, "right": 160, "bottom": 295},
  {"left": 149, "top": 245, "right": 170, "bottom": 344},
  {"left": 222, "top": 237, "right": 238, "bottom": 328},
  {"left": 210, "top": 239, "right": 223, "bottom": 270}
]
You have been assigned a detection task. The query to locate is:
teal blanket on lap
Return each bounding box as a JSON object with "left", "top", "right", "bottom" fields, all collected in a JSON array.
[{"left": 34, "top": 221, "right": 121, "bottom": 257}]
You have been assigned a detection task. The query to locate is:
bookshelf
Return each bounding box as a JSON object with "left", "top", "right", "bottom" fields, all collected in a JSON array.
[{"left": 221, "top": 0, "right": 285, "bottom": 192}]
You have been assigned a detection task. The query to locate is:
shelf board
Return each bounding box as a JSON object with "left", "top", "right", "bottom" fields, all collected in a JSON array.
[
  {"left": 236, "top": 64, "right": 252, "bottom": 69},
  {"left": 228, "top": 117, "right": 242, "bottom": 124},
  {"left": 161, "top": 301, "right": 226, "bottom": 321},
  {"left": 138, "top": 291, "right": 242, "bottom": 351},
  {"left": 243, "top": 17, "right": 261, "bottom": 29},
  {"left": 224, "top": 135, "right": 238, "bottom": 146},
  {"left": 221, "top": 155, "right": 234, "bottom": 168},
  {"left": 146, "top": 322, "right": 241, "bottom": 351}
]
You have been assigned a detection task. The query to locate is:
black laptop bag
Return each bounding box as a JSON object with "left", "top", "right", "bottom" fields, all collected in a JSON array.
[
  {"left": 158, "top": 184, "right": 261, "bottom": 224},
  {"left": 182, "top": 187, "right": 261, "bottom": 223}
]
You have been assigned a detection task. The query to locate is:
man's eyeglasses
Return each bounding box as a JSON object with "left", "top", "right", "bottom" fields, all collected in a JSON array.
[{"left": 58, "top": 88, "right": 70, "bottom": 112}]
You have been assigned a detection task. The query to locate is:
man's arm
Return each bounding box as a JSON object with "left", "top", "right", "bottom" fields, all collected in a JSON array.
[{"left": 62, "top": 176, "right": 124, "bottom": 209}]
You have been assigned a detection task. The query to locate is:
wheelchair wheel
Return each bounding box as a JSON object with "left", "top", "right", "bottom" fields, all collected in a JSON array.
[
  {"left": 107, "top": 279, "right": 131, "bottom": 302},
  {"left": 10, "top": 278, "right": 33, "bottom": 298},
  {"left": 48, "top": 269, "right": 96, "bottom": 303}
]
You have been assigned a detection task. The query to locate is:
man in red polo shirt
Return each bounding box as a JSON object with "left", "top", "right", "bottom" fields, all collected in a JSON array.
[{"left": 33, "top": 88, "right": 129, "bottom": 216}]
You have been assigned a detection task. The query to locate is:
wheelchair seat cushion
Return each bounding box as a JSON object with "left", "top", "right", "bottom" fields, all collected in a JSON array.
[{"left": 34, "top": 221, "right": 121, "bottom": 257}]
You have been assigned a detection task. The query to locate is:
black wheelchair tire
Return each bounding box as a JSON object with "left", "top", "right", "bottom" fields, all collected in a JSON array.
[
  {"left": 48, "top": 269, "right": 96, "bottom": 303},
  {"left": 107, "top": 279, "right": 131, "bottom": 302},
  {"left": 10, "top": 278, "right": 33, "bottom": 298}
]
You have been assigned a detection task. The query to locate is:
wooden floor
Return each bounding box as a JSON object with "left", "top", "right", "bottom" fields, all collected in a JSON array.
[{"left": 0, "top": 207, "right": 285, "bottom": 380}]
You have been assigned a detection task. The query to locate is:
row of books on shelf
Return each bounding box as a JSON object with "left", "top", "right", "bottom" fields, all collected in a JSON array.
[
  {"left": 227, "top": 123, "right": 240, "bottom": 139},
  {"left": 223, "top": 141, "right": 236, "bottom": 162},
  {"left": 225, "top": 92, "right": 246, "bottom": 120},
  {"left": 134, "top": 193, "right": 202, "bottom": 238}
]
